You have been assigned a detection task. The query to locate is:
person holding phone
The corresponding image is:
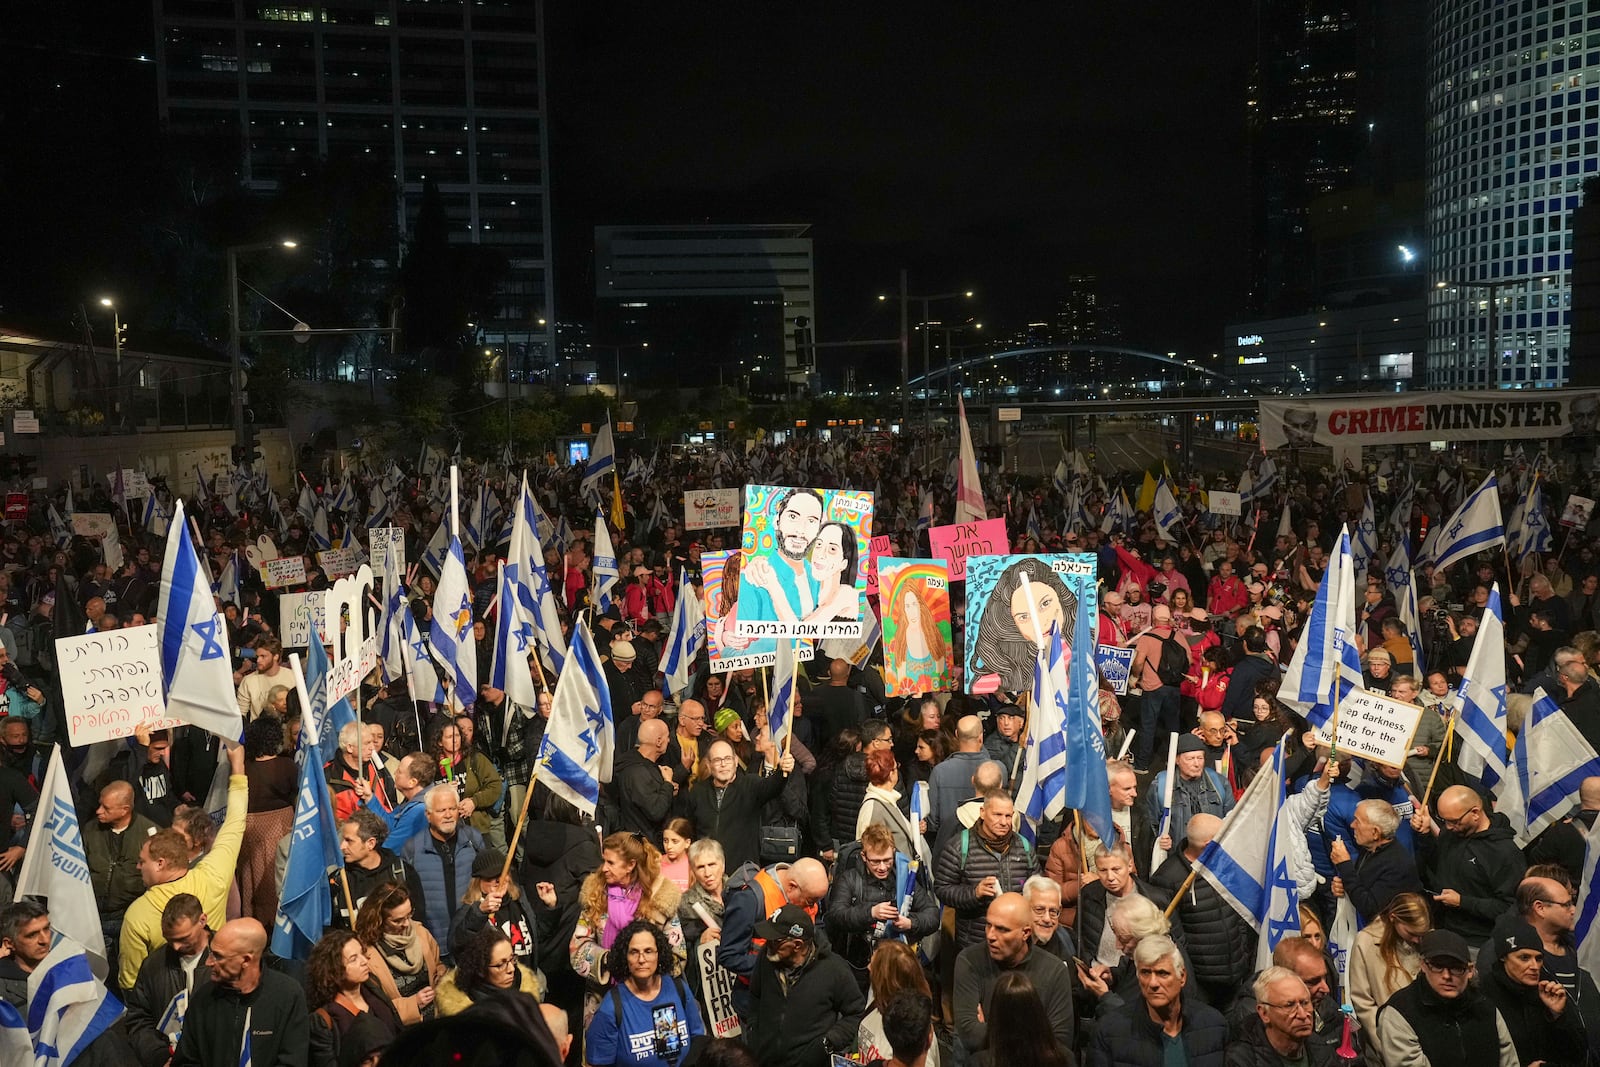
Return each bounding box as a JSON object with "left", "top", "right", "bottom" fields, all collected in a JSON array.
[{"left": 583, "top": 919, "right": 704, "bottom": 1067}]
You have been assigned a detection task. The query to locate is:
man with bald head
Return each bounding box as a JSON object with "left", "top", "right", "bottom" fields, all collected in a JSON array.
[
  {"left": 1413, "top": 784, "right": 1526, "bottom": 945},
  {"left": 172, "top": 918, "right": 309, "bottom": 1067},
  {"left": 1152, "top": 813, "right": 1255, "bottom": 1008},
  {"left": 1524, "top": 775, "right": 1600, "bottom": 883},
  {"left": 718, "top": 855, "right": 832, "bottom": 1019},
  {"left": 611, "top": 715, "right": 676, "bottom": 846},
  {"left": 952, "top": 891, "right": 1076, "bottom": 1054},
  {"left": 84, "top": 779, "right": 159, "bottom": 918},
  {"left": 927, "top": 714, "right": 990, "bottom": 855}
]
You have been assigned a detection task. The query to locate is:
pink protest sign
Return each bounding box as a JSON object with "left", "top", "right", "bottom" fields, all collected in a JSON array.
[{"left": 928, "top": 517, "right": 1008, "bottom": 582}]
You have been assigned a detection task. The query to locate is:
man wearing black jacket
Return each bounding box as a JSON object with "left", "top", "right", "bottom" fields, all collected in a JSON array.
[
  {"left": 823, "top": 825, "right": 941, "bottom": 987},
  {"left": 172, "top": 918, "right": 309, "bottom": 1067},
  {"left": 1152, "top": 814, "right": 1254, "bottom": 1011},
  {"left": 125, "top": 893, "right": 212, "bottom": 1067},
  {"left": 1221, "top": 627, "right": 1277, "bottom": 721},
  {"left": 1414, "top": 785, "right": 1526, "bottom": 945},
  {"left": 610, "top": 719, "right": 676, "bottom": 847},
  {"left": 331, "top": 808, "right": 427, "bottom": 930},
  {"left": 748, "top": 904, "right": 866, "bottom": 1067},
  {"left": 1329, "top": 799, "right": 1422, "bottom": 923},
  {"left": 685, "top": 739, "right": 795, "bottom": 871}
]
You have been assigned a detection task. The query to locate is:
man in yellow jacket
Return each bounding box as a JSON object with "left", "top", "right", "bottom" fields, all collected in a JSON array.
[{"left": 118, "top": 743, "right": 247, "bottom": 991}]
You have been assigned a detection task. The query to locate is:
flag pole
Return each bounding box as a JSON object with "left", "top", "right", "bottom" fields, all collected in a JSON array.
[
  {"left": 1422, "top": 715, "right": 1457, "bottom": 805},
  {"left": 501, "top": 762, "right": 541, "bottom": 885},
  {"left": 338, "top": 865, "right": 357, "bottom": 925},
  {"left": 1163, "top": 870, "right": 1198, "bottom": 918}
]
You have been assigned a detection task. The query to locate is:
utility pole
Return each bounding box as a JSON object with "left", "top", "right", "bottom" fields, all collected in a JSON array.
[{"left": 899, "top": 269, "right": 909, "bottom": 426}]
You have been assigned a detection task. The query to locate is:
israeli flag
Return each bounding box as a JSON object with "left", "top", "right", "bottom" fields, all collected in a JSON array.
[
  {"left": 328, "top": 471, "right": 357, "bottom": 515},
  {"left": 490, "top": 560, "right": 540, "bottom": 710},
  {"left": 583, "top": 418, "right": 616, "bottom": 490},
  {"left": 1382, "top": 539, "right": 1425, "bottom": 677},
  {"left": 1194, "top": 733, "right": 1300, "bottom": 971},
  {"left": 1575, "top": 813, "right": 1600, "bottom": 978},
  {"left": 661, "top": 572, "right": 706, "bottom": 701},
  {"left": 239, "top": 1006, "right": 253, "bottom": 1067},
  {"left": 1509, "top": 478, "right": 1552, "bottom": 561},
  {"left": 270, "top": 710, "right": 343, "bottom": 960},
  {"left": 309, "top": 498, "right": 332, "bottom": 552},
  {"left": 296, "top": 482, "right": 317, "bottom": 523},
  {"left": 213, "top": 550, "right": 241, "bottom": 608},
  {"left": 908, "top": 781, "right": 932, "bottom": 865},
  {"left": 1052, "top": 459, "right": 1071, "bottom": 495},
  {"left": 429, "top": 521, "right": 478, "bottom": 713},
  {"left": 1387, "top": 472, "right": 1415, "bottom": 541},
  {"left": 767, "top": 637, "right": 797, "bottom": 753},
  {"left": 0, "top": 1000, "right": 28, "bottom": 1065},
  {"left": 157, "top": 499, "right": 244, "bottom": 742},
  {"left": 508, "top": 474, "right": 568, "bottom": 675},
  {"left": 14, "top": 746, "right": 107, "bottom": 977},
  {"left": 1279, "top": 525, "right": 1362, "bottom": 733},
  {"left": 366, "top": 485, "right": 394, "bottom": 530},
  {"left": 917, "top": 490, "right": 934, "bottom": 534},
  {"left": 1496, "top": 687, "right": 1600, "bottom": 847},
  {"left": 400, "top": 604, "right": 445, "bottom": 705},
  {"left": 47, "top": 504, "right": 71, "bottom": 549},
  {"left": 142, "top": 494, "right": 171, "bottom": 540},
  {"left": 1452, "top": 583, "right": 1508, "bottom": 789},
  {"left": 1431, "top": 473, "right": 1505, "bottom": 572},
  {"left": 535, "top": 619, "right": 615, "bottom": 817},
  {"left": 592, "top": 511, "right": 620, "bottom": 613},
  {"left": 1026, "top": 506, "right": 1043, "bottom": 543},
  {"left": 420, "top": 518, "right": 449, "bottom": 577},
  {"left": 1352, "top": 491, "right": 1377, "bottom": 581},
  {"left": 19, "top": 938, "right": 124, "bottom": 1067},
  {"left": 1152, "top": 478, "right": 1182, "bottom": 540},
  {"left": 1243, "top": 454, "right": 1277, "bottom": 503}
]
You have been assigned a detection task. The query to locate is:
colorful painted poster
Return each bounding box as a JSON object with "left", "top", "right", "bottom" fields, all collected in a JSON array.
[
  {"left": 734, "top": 485, "right": 874, "bottom": 640},
  {"left": 701, "top": 550, "right": 778, "bottom": 672},
  {"left": 963, "top": 553, "right": 1098, "bottom": 695},
  {"left": 879, "top": 559, "right": 952, "bottom": 696}
]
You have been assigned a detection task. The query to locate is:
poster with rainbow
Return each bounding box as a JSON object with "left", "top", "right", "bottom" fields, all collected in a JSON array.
[{"left": 879, "top": 558, "right": 953, "bottom": 696}]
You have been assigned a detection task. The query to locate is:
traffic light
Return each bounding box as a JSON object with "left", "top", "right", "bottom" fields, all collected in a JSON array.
[
  {"left": 239, "top": 423, "right": 262, "bottom": 466},
  {"left": 116, "top": 322, "right": 128, "bottom": 348}
]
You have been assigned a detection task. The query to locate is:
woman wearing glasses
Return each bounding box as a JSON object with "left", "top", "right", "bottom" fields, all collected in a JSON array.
[
  {"left": 437, "top": 927, "right": 541, "bottom": 1016},
  {"left": 355, "top": 884, "right": 446, "bottom": 1025},
  {"left": 583, "top": 919, "right": 705, "bottom": 1067},
  {"left": 571, "top": 831, "right": 687, "bottom": 1028}
]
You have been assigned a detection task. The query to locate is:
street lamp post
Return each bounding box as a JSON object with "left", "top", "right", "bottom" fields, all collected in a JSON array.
[
  {"left": 916, "top": 290, "right": 974, "bottom": 433},
  {"left": 98, "top": 297, "right": 122, "bottom": 419},
  {"left": 227, "top": 239, "right": 297, "bottom": 448}
]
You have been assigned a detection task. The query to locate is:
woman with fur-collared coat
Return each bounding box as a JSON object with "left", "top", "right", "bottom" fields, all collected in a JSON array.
[{"left": 569, "top": 830, "right": 686, "bottom": 1027}]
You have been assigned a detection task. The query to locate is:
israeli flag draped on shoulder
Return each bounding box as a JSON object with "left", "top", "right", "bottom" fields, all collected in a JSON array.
[
  {"left": 1452, "top": 583, "right": 1508, "bottom": 789},
  {"left": 490, "top": 560, "right": 540, "bottom": 710},
  {"left": 273, "top": 660, "right": 344, "bottom": 961},
  {"left": 1278, "top": 525, "right": 1362, "bottom": 733},
  {"left": 157, "top": 499, "right": 244, "bottom": 742},
  {"left": 15, "top": 937, "right": 123, "bottom": 1067},
  {"left": 1194, "top": 732, "right": 1300, "bottom": 971},
  {"left": 1495, "top": 687, "right": 1600, "bottom": 847},
  {"left": 429, "top": 473, "right": 477, "bottom": 712},
  {"left": 14, "top": 746, "right": 107, "bottom": 978},
  {"left": 661, "top": 572, "right": 706, "bottom": 701},
  {"left": 766, "top": 637, "right": 797, "bottom": 753},
  {"left": 592, "top": 511, "right": 620, "bottom": 613},
  {"left": 1431, "top": 472, "right": 1505, "bottom": 572},
  {"left": 582, "top": 416, "right": 616, "bottom": 491},
  {"left": 535, "top": 618, "right": 614, "bottom": 818}
]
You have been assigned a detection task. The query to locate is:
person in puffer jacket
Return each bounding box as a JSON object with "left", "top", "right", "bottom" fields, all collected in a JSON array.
[
  {"left": 933, "top": 793, "right": 1037, "bottom": 950},
  {"left": 1152, "top": 813, "right": 1258, "bottom": 1011}
]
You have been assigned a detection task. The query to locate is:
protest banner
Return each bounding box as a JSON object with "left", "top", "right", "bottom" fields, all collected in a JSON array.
[
  {"left": 1096, "top": 644, "right": 1136, "bottom": 695},
  {"left": 317, "top": 546, "right": 362, "bottom": 579},
  {"left": 696, "top": 942, "right": 742, "bottom": 1039},
  {"left": 1208, "top": 491, "right": 1242, "bottom": 517},
  {"left": 702, "top": 550, "right": 778, "bottom": 671},
  {"left": 964, "top": 553, "right": 1097, "bottom": 695},
  {"left": 280, "top": 591, "right": 329, "bottom": 648},
  {"left": 57, "top": 624, "right": 180, "bottom": 745},
  {"left": 880, "top": 558, "right": 952, "bottom": 696},
  {"left": 71, "top": 513, "right": 116, "bottom": 540},
  {"left": 928, "top": 517, "right": 1008, "bottom": 583},
  {"left": 372, "top": 526, "right": 406, "bottom": 573},
  {"left": 683, "top": 488, "right": 742, "bottom": 531},
  {"left": 1259, "top": 390, "right": 1597, "bottom": 451},
  {"left": 1562, "top": 494, "right": 1596, "bottom": 528},
  {"left": 1312, "top": 688, "right": 1425, "bottom": 769},
  {"left": 262, "top": 556, "right": 307, "bottom": 589},
  {"left": 734, "top": 485, "right": 874, "bottom": 640},
  {"left": 864, "top": 534, "right": 893, "bottom": 597}
]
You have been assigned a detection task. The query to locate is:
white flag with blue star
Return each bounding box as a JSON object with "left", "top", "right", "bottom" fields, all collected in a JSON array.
[
  {"left": 1194, "top": 732, "right": 1299, "bottom": 972},
  {"left": 536, "top": 618, "right": 614, "bottom": 818},
  {"left": 1432, "top": 472, "right": 1505, "bottom": 572},
  {"left": 592, "top": 511, "right": 620, "bottom": 612},
  {"left": 157, "top": 499, "right": 244, "bottom": 742},
  {"left": 491, "top": 560, "right": 539, "bottom": 710},
  {"left": 429, "top": 519, "right": 477, "bottom": 713}
]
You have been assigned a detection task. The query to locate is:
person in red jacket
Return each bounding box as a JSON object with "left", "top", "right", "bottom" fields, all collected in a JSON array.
[{"left": 1207, "top": 560, "right": 1248, "bottom": 616}]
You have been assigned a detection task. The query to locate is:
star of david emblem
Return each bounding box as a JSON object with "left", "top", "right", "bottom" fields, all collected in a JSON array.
[
  {"left": 1385, "top": 565, "right": 1407, "bottom": 589},
  {"left": 192, "top": 618, "right": 225, "bottom": 660},
  {"left": 1449, "top": 518, "right": 1467, "bottom": 539},
  {"left": 513, "top": 620, "right": 533, "bottom": 652},
  {"left": 1265, "top": 857, "right": 1301, "bottom": 944}
]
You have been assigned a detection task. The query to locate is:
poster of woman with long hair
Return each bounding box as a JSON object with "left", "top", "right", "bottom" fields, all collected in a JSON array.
[
  {"left": 963, "top": 553, "right": 1097, "bottom": 695},
  {"left": 880, "top": 559, "right": 953, "bottom": 696}
]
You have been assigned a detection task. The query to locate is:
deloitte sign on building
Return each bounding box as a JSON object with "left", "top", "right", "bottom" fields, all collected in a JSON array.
[{"left": 1223, "top": 299, "right": 1424, "bottom": 393}]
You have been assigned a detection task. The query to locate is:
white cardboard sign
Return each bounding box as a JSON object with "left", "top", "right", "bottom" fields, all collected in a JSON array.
[
  {"left": 682, "top": 488, "right": 741, "bottom": 531},
  {"left": 262, "top": 556, "right": 307, "bottom": 589},
  {"left": 280, "top": 591, "right": 329, "bottom": 649},
  {"left": 1316, "top": 688, "right": 1425, "bottom": 769},
  {"left": 57, "top": 624, "right": 179, "bottom": 745}
]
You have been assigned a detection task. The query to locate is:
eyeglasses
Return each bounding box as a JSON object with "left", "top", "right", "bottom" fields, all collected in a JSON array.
[
  {"left": 863, "top": 855, "right": 895, "bottom": 867},
  {"left": 489, "top": 957, "right": 517, "bottom": 970},
  {"left": 1264, "top": 999, "right": 1315, "bottom": 1014},
  {"left": 1538, "top": 897, "right": 1577, "bottom": 909},
  {"left": 1439, "top": 807, "right": 1480, "bottom": 829},
  {"left": 1424, "top": 959, "right": 1469, "bottom": 977},
  {"left": 1031, "top": 905, "right": 1061, "bottom": 917},
  {"left": 627, "top": 946, "right": 659, "bottom": 957},
  {"left": 709, "top": 756, "right": 736, "bottom": 765}
]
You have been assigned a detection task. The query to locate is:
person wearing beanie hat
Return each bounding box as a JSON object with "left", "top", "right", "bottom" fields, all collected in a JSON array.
[
  {"left": 1481, "top": 920, "right": 1588, "bottom": 1067},
  {"left": 712, "top": 706, "right": 741, "bottom": 734},
  {"left": 1377, "top": 927, "right": 1521, "bottom": 1067},
  {"left": 603, "top": 634, "right": 648, "bottom": 711},
  {"left": 1145, "top": 732, "right": 1234, "bottom": 857},
  {"left": 447, "top": 846, "right": 556, "bottom": 980}
]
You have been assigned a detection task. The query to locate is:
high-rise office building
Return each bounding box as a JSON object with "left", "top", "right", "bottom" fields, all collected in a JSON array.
[
  {"left": 152, "top": 0, "right": 555, "bottom": 376},
  {"left": 1426, "top": 0, "right": 1592, "bottom": 388}
]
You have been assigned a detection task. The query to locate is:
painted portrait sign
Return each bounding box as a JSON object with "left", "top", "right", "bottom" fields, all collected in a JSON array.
[
  {"left": 963, "top": 553, "right": 1097, "bottom": 695},
  {"left": 879, "top": 558, "right": 953, "bottom": 697},
  {"left": 734, "top": 485, "right": 874, "bottom": 640}
]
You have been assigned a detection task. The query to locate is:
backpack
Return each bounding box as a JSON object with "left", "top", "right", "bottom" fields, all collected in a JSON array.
[{"left": 1155, "top": 632, "right": 1189, "bottom": 687}]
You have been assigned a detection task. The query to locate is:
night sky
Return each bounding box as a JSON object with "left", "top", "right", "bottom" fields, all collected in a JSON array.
[{"left": 544, "top": 4, "right": 1255, "bottom": 377}]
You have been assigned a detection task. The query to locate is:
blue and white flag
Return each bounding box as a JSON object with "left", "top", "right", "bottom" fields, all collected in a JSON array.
[
  {"left": 429, "top": 513, "right": 477, "bottom": 712},
  {"left": 377, "top": 551, "right": 407, "bottom": 685},
  {"left": 1243, "top": 454, "right": 1277, "bottom": 503},
  {"left": 661, "top": 573, "right": 706, "bottom": 701},
  {"left": 213, "top": 550, "right": 241, "bottom": 608},
  {"left": 1195, "top": 732, "right": 1300, "bottom": 972},
  {"left": 917, "top": 490, "right": 934, "bottom": 536},
  {"left": 309, "top": 498, "right": 332, "bottom": 552},
  {"left": 14, "top": 746, "right": 107, "bottom": 977},
  {"left": 1388, "top": 471, "right": 1415, "bottom": 541},
  {"left": 1452, "top": 583, "right": 1508, "bottom": 789},
  {"left": 295, "top": 633, "right": 358, "bottom": 763},
  {"left": 908, "top": 781, "right": 931, "bottom": 865},
  {"left": 582, "top": 418, "right": 616, "bottom": 490},
  {"left": 399, "top": 603, "right": 445, "bottom": 706},
  {"left": 1495, "top": 687, "right": 1600, "bottom": 847},
  {"left": 270, "top": 720, "right": 343, "bottom": 960},
  {"left": 535, "top": 619, "right": 615, "bottom": 818},
  {"left": 1432, "top": 473, "right": 1505, "bottom": 572},
  {"left": 490, "top": 560, "right": 540, "bottom": 710},
  {"left": 157, "top": 499, "right": 244, "bottom": 742},
  {"left": 1052, "top": 459, "right": 1071, "bottom": 495},
  {"left": 1352, "top": 491, "right": 1377, "bottom": 581},
  {"left": 142, "top": 494, "right": 171, "bottom": 540},
  {"left": 592, "top": 511, "right": 620, "bottom": 613},
  {"left": 419, "top": 519, "right": 448, "bottom": 577},
  {"left": 767, "top": 637, "right": 797, "bottom": 753},
  {"left": 1016, "top": 572, "right": 1112, "bottom": 847},
  {"left": 19, "top": 938, "right": 124, "bottom": 1067},
  {"left": 1382, "top": 539, "right": 1425, "bottom": 678},
  {"left": 417, "top": 441, "right": 444, "bottom": 478},
  {"left": 239, "top": 1007, "right": 252, "bottom": 1067},
  {"left": 327, "top": 471, "right": 357, "bottom": 515},
  {"left": 1152, "top": 478, "right": 1181, "bottom": 541},
  {"left": 366, "top": 485, "right": 394, "bottom": 530},
  {"left": 1509, "top": 477, "right": 1552, "bottom": 561},
  {"left": 1026, "top": 506, "right": 1043, "bottom": 543},
  {"left": 507, "top": 474, "right": 567, "bottom": 676},
  {"left": 0, "top": 1000, "right": 28, "bottom": 1065},
  {"left": 1575, "top": 813, "right": 1600, "bottom": 978},
  {"left": 1279, "top": 525, "right": 1363, "bottom": 733},
  {"left": 1101, "top": 488, "right": 1132, "bottom": 535},
  {"left": 47, "top": 505, "right": 71, "bottom": 549}
]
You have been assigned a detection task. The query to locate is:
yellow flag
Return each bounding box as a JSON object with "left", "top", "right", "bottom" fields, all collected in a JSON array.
[
  {"left": 1136, "top": 470, "right": 1158, "bottom": 512},
  {"left": 610, "top": 471, "right": 626, "bottom": 531}
]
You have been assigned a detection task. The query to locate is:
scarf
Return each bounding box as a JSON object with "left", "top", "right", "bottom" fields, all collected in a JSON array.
[
  {"left": 602, "top": 882, "right": 644, "bottom": 950},
  {"left": 381, "top": 927, "right": 426, "bottom": 976}
]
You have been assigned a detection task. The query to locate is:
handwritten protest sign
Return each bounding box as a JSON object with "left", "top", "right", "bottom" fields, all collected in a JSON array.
[
  {"left": 1096, "top": 644, "right": 1136, "bottom": 695},
  {"left": 696, "top": 942, "right": 742, "bottom": 1038},
  {"left": 1208, "top": 491, "right": 1242, "bottom": 517},
  {"left": 58, "top": 624, "right": 179, "bottom": 745},
  {"left": 262, "top": 556, "right": 307, "bottom": 589},
  {"left": 280, "top": 591, "right": 329, "bottom": 648},
  {"left": 371, "top": 527, "right": 406, "bottom": 574},
  {"left": 71, "top": 513, "right": 116, "bottom": 540},
  {"left": 864, "top": 534, "right": 892, "bottom": 597},
  {"left": 929, "top": 517, "right": 1008, "bottom": 583},
  {"left": 322, "top": 564, "right": 378, "bottom": 702},
  {"left": 1314, "top": 688, "right": 1424, "bottom": 769},
  {"left": 683, "top": 488, "right": 741, "bottom": 531},
  {"left": 317, "top": 547, "right": 361, "bottom": 579}
]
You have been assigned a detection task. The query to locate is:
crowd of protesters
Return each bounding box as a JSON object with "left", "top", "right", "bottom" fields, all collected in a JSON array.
[{"left": 0, "top": 432, "right": 1598, "bottom": 1067}]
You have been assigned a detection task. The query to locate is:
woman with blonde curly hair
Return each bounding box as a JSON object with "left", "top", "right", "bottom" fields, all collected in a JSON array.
[{"left": 570, "top": 830, "right": 686, "bottom": 1026}]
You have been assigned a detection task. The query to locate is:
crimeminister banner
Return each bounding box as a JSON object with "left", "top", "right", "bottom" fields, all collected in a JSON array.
[{"left": 1259, "top": 389, "right": 1599, "bottom": 451}]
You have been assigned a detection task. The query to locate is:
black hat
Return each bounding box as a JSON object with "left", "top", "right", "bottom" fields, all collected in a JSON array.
[
  {"left": 471, "top": 849, "right": 508, "bottom": 880},
  {"left": 996, "top": 704, "right": 1026, "bottom": 720},
  {"left": 754, "top": 904, "right": 814, "bottom": 942},
  {"left": 1494, "top": 921, "right": 1545, "bottom": 960},
  {"left": 1419, "top": 929, "right": 1472, "bottom": 967},
  {"left": 1175, "top": 734, "right": 1207, "bottom": 755}
]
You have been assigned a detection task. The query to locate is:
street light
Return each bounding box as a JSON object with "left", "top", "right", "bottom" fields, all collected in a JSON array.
[
  {"left": 227, "top": 239, "right": 298, "bottom": 450},
  {"left": 98, "top": 297, "right": 124, "bottom": 418}
]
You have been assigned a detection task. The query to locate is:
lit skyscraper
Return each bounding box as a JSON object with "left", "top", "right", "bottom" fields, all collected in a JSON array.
[{"left": 1427, "top": 0, "right": 1591, "bottom": 387}]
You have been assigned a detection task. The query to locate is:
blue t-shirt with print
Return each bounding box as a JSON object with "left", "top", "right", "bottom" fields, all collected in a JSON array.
[{"left": 584, "top": 977, "right": 706, "bottom": 1067}]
